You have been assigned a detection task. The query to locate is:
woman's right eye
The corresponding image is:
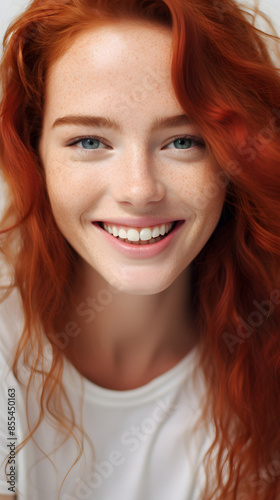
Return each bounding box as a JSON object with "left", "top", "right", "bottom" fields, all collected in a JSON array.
[{"left": 68, "top": 137, "right": 109, "bottom": 150}]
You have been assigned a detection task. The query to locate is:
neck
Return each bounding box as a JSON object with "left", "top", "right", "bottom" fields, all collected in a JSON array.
[{"left": 60, "top": 262, "right": 198, "bottom": 389}]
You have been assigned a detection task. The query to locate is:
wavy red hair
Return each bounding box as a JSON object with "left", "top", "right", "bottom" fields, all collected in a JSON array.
[{"left": 0, "top": 0, "right": 280, "bottom": 498}]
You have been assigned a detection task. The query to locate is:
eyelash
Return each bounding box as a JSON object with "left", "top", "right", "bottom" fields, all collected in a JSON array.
[{"left": 67, "top": 134, "right": 206, "bottom": 151}]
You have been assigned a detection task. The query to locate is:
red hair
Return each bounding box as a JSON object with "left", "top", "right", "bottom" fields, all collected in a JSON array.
[{"left": 0, "top": 0, "right": 280, "bottom": 498}]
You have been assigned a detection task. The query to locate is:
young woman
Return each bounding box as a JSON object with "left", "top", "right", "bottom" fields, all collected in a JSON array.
[{"left": 0, "top": 0, "right": 279, "bottom": 499}]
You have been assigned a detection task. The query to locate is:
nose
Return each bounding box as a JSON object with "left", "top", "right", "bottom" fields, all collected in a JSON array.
[{"left": 112, "top": 148, "right": 166, "bottom": 208}]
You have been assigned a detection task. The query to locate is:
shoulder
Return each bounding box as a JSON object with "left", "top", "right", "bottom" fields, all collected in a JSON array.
[{"left": 0, "top": 287, "right": 24, "bottom": 373}]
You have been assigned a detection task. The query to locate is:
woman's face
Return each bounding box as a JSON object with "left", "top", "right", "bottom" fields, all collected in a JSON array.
[{"left": 39, "top": 21, "right": 226, "bottom": 295}]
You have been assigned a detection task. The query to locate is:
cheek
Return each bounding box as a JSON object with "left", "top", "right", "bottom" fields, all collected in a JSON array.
[
  {"left": 44, "top": 160, "right": 104, "bottom": 223},
  {"left": 178, "top": 162, "right": 227, "bottom": 215},
  {"left": 192, "top": 170, "right": 227, "bottom": 242},
  {"left": 46, "top": 175, "right": 79, "bottom": 222}
]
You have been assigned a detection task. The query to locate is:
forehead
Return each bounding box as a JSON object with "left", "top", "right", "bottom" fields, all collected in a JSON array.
[{"left": 44, "top": 22, "right": 178, "bottom": 120}]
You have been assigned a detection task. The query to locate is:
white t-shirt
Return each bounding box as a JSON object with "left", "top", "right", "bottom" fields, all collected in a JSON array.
[{"left": 0, "top": 287, "right": 215, "bottom": 500}]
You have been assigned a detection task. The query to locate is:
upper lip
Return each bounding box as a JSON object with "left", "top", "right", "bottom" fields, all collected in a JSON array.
[{"left": 93, "top": 217, "right": 183, "bottom": 228}]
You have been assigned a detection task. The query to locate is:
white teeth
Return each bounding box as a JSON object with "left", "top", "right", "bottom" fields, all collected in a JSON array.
[
  {"left": 127, "top": 229, "right": 140, "bottom": 241},
  {"left": 140, "top": 228, "right": 152, "bottom": 241},
  {"left": 152, "top": 226, "right": 160, "bottom": 238},
  {"left": 103, "top": 222, "right": 175, "bottom": 242}
]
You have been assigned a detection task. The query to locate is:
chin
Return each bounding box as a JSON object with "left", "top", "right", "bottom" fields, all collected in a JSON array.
[{"left": 105, "top": 273, "right": 176, "bottom": 296}]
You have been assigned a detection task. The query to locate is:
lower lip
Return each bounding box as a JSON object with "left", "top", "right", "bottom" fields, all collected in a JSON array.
[{"left": 91, "top": 221, "right": 186, "bottom": 258}]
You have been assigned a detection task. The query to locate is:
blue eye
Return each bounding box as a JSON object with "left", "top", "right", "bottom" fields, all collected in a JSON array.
[
  {"left": 80, "top": 138, "right": 99, "bottom": 149},
  {"left": 69, "top": 137, "right": 108, "bottom": 149},
  {"left": 78, "top": 138, "right": 105, "bottom": 149},
  {"left": 165, "top": 136, "right": 205, "bottom": 150},
  {"left": 174, "top": 138, "right": 192, "bottom": 149}
]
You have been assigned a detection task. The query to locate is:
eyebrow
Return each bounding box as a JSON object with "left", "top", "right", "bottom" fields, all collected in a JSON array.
[{"left": 51, "top": 113, "right": 190, "bottom": 132}]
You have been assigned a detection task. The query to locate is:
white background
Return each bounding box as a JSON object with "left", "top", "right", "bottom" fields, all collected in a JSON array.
[{"left": 0, "top": 0, "right": 280, "bottom": 46}]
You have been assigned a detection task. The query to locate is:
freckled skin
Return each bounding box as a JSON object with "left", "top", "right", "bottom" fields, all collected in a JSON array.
[{"left": 39, "top": 21, "right": 226, "bottom": 385}]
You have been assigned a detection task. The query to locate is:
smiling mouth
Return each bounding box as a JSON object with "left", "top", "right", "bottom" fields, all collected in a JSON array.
[{"left": 97, "top": 221, "right": 179, "bottom": 245}]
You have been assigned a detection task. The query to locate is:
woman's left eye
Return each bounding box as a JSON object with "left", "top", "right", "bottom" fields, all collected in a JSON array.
[{"left": 164, "top": 136, "right": 205, "bottom": 150}]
